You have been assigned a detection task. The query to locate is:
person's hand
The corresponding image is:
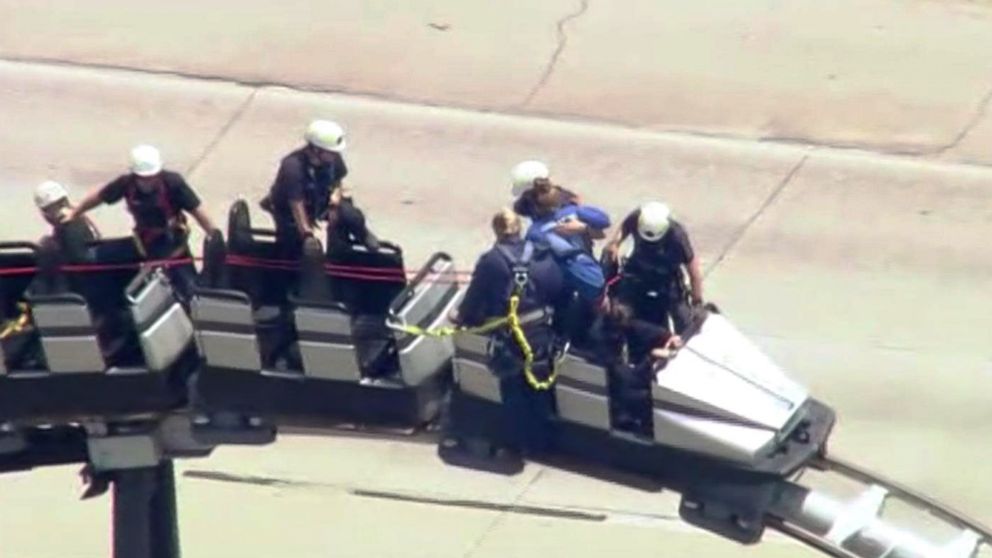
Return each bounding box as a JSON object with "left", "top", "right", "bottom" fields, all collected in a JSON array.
[
  {"left": 328, "top": 187, "right": 342, "bottom": 208},
  {"left": 665, "top": 335, "right": 684, "bottom": 349},
  {"left": 691, "top": 293, "right": 704, "bottom": 306},
  {"left": 552, "top": 219, "right": 584, "bottom": 235},
  {"left": 651, "top": 347, "right": 674, "bottom": 360}
]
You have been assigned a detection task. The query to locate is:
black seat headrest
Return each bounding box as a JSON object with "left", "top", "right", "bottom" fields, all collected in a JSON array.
[
  {"left": 227, "top": 199, "right": 253, "bottom": 254},
  {"left": 200, "top": 230, "right": 229, "bottom": 289}
]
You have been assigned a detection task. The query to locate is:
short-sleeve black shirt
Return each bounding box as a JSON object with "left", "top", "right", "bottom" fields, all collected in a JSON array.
[
  {"left": 268, "top": 147, "right": 348, "bottom": 230},
  {"left": 98, "top": 171, "right": 200, "bottom": 230}
]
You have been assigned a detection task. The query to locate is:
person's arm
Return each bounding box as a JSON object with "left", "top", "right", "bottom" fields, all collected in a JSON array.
[
  {"left": 172, "top": 175, "right": 216, "bottom": 234},
  {"left": 64, "top": 187, "right": 106, "bottom": 222},
  {"left": 291, "top": 199, "right": 315, "bottom": 237},
  {"left": 556, "top": 205, "right": 610, "bottom": 238},
  {"left": 687, "top": 255, "right": 704, "bottom": 305},
  {"left": 672, "top": 222, "right": 703, "bottom": 304},
  {"left": 453, "top": 254, "right": 497, "bottom": 327},
  {"left": 553, "top": 218, "right": 587, "bottom": 236},
  {"left": 329, "top": 181, "right": 346, "bottom": 207},
  {"left": 273, "top": 158, "right": 315, "bottom": 236},
  {"left": 190, "top": 206, "right": 216, "bottom": 234},
  {"left": 328, "top": 155, "right": 350, "bottom": 208}
]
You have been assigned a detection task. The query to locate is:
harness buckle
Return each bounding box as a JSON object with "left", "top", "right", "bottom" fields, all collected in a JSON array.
[{"left": 512, "top": 266, "right": 529, "bottom": 288}]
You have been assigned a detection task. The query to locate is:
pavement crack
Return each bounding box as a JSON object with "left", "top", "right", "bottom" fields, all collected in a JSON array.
[
  {"left": 518, "top": 0, "right": 590, "bottom": 107},
  {"left": 6, "top": 56, "right": 992, "bottom": 171},
  {"left": 185, "top": 88, "right": 257, "bottom": 177},
  {"left": 931, "top": 83, "right": 992, "bottom": 155},
  {"left": 704, "top": 154, "right": 809, "bottom": 278}
]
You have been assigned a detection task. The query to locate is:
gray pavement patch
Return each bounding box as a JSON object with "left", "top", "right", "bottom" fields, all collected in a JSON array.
[{"left": 519, "top": 0, "right": 591, "bottom": 107}]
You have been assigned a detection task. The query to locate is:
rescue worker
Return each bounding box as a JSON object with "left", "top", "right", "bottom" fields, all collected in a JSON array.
[
  {"left": 603, "top": 201, "right": 703, "bottom": 334},
  {"left": 34, "top": 180, "right": 100, "bottom": 263},
  {"left": 65, "top": 144, "right": 216, "bottom": 300},
  {"left": 450, "top": 209, "right": 566, "bottom": 454},
  {"left": 263, "top": 119, "right": 378, "bottom": 260},
  {"left": 510, "top": 160, "right": 581, "bottom": 220}
]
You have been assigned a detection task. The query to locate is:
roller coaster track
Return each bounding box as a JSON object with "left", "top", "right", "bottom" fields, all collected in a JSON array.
[{"left": 767, "top": 455, "right": 991, "bottom": 558}]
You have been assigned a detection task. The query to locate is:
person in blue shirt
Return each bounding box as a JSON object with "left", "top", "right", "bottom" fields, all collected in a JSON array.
[{"left": 523, "top": 182, "right": 611, "bottom": 349}]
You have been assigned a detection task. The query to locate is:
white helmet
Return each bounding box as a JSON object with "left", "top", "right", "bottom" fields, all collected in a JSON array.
[
  {"left": 510, "top": 160, "right": 549, "bottom": 197},
  {"left": 34, "top": 180, "right": 69, "bottom": 210},
  {"left": 305, "top": 120, "right": 347, "bottom": 152},
  {"left": 637, "top": 201, "right": 672, "bottom": 242},
  {"left": 129, "top": 144, "right": 163, "bottom": 177}
]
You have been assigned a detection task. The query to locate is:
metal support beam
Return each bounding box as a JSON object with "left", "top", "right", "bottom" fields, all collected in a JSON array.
[{"left": 112, "top": 460, "right": 181, "bottom": 558}]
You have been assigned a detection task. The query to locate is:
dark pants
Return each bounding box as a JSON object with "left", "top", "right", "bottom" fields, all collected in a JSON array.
[
  {"left": 609, "top": 361, "right": 654, "bottom": 435},
  {"left": 499, "top": 374, "right": 555, "bottom": 454},
  {"left": 491, "top": 325, "right": 557, "bottom": 454}
]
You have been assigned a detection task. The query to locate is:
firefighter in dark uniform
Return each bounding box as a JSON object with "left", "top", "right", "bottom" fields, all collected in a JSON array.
[
  {"left": 450, "top": 208, "right": 566, "bottom": 454},
  {"left": 34, "top": 180, "right": 100, "bottom": 264},
  {"left": 66, "top": 144, "right": 216, "bottom": 300},
  {"left": 263, "top": 119, "right": 377, "bottom": 260},
  {"left": 603, "top": 201, "right": 704, "bottom": 334}
]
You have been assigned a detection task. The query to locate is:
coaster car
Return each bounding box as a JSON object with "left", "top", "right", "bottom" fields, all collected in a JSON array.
[
  {"left": 0, "top": 239, "right": 196, "bottom": 424},
  {"left": 188, "top": 201, "right": 461, "bottom": 436},
  {"left": 447, "top": 304, "right": 836, "bottom": 543},
  {"left": 0, "top": 236, "right": 211, "bottom": 471}
]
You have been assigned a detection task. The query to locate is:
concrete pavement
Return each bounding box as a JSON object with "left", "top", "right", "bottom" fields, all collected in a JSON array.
[
  {"left": 3, "top": 0, "right": 992, "bottom": 164},
  {"left": 0, "top": 3, "right": 990, "bottom": 556}
]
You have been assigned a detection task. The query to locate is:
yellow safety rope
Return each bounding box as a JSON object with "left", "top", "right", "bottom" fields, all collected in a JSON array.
[
  {"left": 507, "top": 293, "right": 558, "bottom": 391},
  {"left": 394, "top": 288, "right": 559, "bottom": 391},
  {"left": 0, "top": 303, "right": 32, "bottom": 340}
]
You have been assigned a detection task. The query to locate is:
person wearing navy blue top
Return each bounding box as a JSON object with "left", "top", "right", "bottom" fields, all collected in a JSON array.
[
  {"left": 451, "top": 209, "right": 566, "bottom": 454},
  {"left": 263, "top": 120, "right": 377, "bottom": 260}
]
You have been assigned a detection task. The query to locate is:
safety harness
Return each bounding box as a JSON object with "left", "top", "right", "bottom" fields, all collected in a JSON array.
[
  {"left": 494, "top": 241, "right": 559, "bottom": 391},
  {"left": 0, "top": 303, "right": 32, "bottom": 340},
  {"left": 124, "top": 178, "right": 189, "bottom": 259},
  {"left": 393, "top": 241, "right": 559, "bottom": 391}
]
